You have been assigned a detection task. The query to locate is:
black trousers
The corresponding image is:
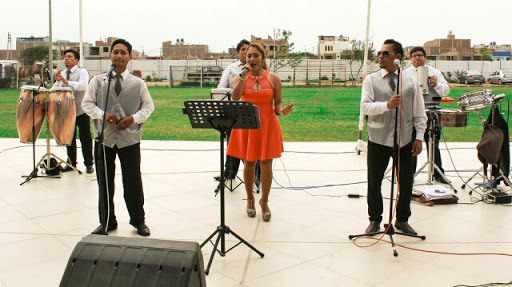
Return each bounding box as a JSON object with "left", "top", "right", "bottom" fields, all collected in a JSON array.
[
  {"left": 95, "top": 142, "right": 145, "bottom": 227},
  {"left": 367, "top": 140, "right": 414, "bottom": 223},
  {"left": 67, "top": 113, "right": 93, "bottom": 167}
]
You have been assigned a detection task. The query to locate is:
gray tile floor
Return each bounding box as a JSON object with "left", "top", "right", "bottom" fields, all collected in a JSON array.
[{"left": 1, "top": 138, "right": 512, "bottom": 287}]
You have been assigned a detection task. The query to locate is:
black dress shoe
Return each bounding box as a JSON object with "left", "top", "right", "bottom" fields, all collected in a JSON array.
[
  {"left": 395, "top": 221, "right": 418, "bottom": 235},
  {"left": 61, "top": 166, "right": 74, "bottom": 173},
  {"left": 365, "top": 221, "right": 380, "bottom": 234},
  {"left": 86, "top": 165, "right": 94, "bottom": 174},
  {"left": 135, "top": 223, "right": 150, "bottom": 236},
  {"left": 91, "top": 223, "right": 118, "bottom": 234},
  {"left": 435, "top": 176, "right": 450, "bottom": 184}
]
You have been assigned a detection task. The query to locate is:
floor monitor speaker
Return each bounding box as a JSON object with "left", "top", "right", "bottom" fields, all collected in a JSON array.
[{"left": 60, "top": 234, "right": 206, "bottom": 287}]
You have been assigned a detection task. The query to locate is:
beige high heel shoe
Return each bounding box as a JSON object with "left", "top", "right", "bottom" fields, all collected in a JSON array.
[
  {"left": 259, "top": 200, "right": 271, "bottom": 222},
  {"left": 246, "top": 199, "right": 256, "bottom": 218}
]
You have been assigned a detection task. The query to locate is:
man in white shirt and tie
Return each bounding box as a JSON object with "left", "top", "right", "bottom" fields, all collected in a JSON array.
[
  {"left": 360, "top": 39, "right": 427, "bottom": 235},
  {"left": 53, "top": 49, "right": 94, "bottom": 174}
]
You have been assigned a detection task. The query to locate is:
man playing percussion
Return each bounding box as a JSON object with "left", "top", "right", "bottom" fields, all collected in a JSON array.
[
  {"left": 361, "top": 39, "right": 427, "bottom": 235},
  {"left": 82, "top": 39, "right": 154, "bottom": 237},
  {"left": 404, "top": 47, "right": 450, "bottom": 184},
  {"left": 53, "top": 49, "right": 94, "bottom": 174}
]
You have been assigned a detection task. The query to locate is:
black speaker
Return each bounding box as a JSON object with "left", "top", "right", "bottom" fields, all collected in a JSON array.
[{"left": 60, "top": 234, "right": 206, "bottom": 287}]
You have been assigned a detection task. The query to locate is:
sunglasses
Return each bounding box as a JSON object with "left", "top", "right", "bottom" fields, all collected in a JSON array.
[{"left": 377, "top": 51, "right": 395, "bottom": 57}]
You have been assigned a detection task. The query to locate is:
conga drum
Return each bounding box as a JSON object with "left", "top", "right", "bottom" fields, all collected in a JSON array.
[
  {"left": 47, "top": 87, "right": 76, "bottom": 145},
  {"left": 437, "top": 109, "right": 469, "bottom": 127},
  {"left": 16, "top": 85, "right": 47, "bottom": 143}
]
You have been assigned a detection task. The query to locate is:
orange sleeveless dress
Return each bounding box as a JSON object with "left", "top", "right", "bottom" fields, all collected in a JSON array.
[{"left": 227, "top": 71, "right": 284, "bottom": 161}]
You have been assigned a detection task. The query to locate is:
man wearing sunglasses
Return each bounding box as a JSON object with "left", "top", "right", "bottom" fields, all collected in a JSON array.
[
  {"left": 361, "top": 39, "right": 427, "bottom": 235},
  {"left": 404, "top": 47, "right": 451, "bottom": 185}
]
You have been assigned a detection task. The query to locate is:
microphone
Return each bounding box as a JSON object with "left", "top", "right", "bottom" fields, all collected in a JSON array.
[
  {"left": 239, "top": 67, "right": 249, "bottom": 77},
  {"left": 393, "top": 59, "right": 401, "bottom": 67},
  {"left": 239, "top": 64, "right": 254, "bottom": 77},
  {"left": 494, "top": 93, "right": 506, "bottom": 102},
  {"left": 104, "top": 64, "right": 117, "bottom": 80}
]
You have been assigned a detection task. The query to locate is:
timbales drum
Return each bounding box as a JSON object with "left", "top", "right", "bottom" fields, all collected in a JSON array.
[
  {"left": 47, "top": 87, "right": 76, "bottom": 145},
  {"left": 458, "top": 90, "right": 494, "bottom": 111},
  {"left": 16, "top": 85, "right": 47, "bottom": 143},
  {"left": 437, "top": 109, "right": 469, "bottom": 127}
]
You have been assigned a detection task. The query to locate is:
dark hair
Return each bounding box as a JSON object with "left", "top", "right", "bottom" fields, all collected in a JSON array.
[
  {"left": 383, "top": 39, "right": 403, "bottom": 57},
  {"left": 247, "top": 44, "right": 268, "bottom": 70},
  {"left": 236, "top": 39, "right": 250, "bottom": 52},
  {"left": 111, "top": 38, "right": 132, "bottom": 55},
  {"left": 410, "top": 46, "right": 426, "bottom": 57},
  {"left": 64, "top": 49, "right": 80, "bottom": 60}
]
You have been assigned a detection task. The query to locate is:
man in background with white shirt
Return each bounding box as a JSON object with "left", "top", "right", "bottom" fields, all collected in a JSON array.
[
  {"left": 53, "top": 49, "right": 94, "bottom": 174},
  {"left": 404, "top": 46, "right": 450, "bottom": 184}
]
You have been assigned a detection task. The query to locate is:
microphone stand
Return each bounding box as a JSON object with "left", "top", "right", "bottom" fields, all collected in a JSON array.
[
  {"left": 95, "top": 74, "right": 114, "bottom": 235},
  {"left": 349, "top": 66, "right": 426, "bottom": 257}
]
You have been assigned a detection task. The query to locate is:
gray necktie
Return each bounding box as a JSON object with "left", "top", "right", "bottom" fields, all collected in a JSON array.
[
  {"left": 66, "top": 70, "right": 71, "bottom": 81},
  {"left": 114, "top": 73, "right": 122, "bottom": 95},
  {"left": 386, "top": 72, "right": 396, "bottom": 92}
]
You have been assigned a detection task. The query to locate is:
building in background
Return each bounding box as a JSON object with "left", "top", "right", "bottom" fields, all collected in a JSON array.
[
  {"left": 251, "top": 35, "right": 288, "bottom": 59},
  {"left": 424, "top": 31, "right": 475, "bottom": 61},
  {"left": 317, "top": 35, "right": 351, "bottom": 59}
]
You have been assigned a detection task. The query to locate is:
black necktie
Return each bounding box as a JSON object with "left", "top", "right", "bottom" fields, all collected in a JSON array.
[
  {"left": 386, "top": 73, "right": 396, "bottom": 92},
  {"left": 66, "top": 70, "right": 71, "bottom": 81},
  {"left": 115, "top": 74, "right": 122, "bottom": 95}
]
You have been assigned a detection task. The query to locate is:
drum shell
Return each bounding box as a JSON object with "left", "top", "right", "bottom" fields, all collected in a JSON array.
[
  {"left": 47, "top": 88, "right": 76, "bottom": 145},
  {"left": 437, "top": 109, "right": 469, "bottom": 127},
  {"left": 16, "top": 86, "right": 47, "bottom": 143}
]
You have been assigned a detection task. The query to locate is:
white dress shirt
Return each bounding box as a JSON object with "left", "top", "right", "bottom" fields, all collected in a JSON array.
[
  {"left": 218, "top": 60, "right": 244, "bottom": 89},
  {"left": 404, "top": 65, "right": 450, "bottom": 97},
  {"left": 52, "top": 65, "right": 89, "bottom": 91},
  {"left": 361, "top": 69, "right": 427, "bottom": 141}
]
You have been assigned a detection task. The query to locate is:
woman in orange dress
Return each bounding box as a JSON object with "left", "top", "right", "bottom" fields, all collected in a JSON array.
[{"left": 227, "top": 44, "right": 294, "bottom": 221}]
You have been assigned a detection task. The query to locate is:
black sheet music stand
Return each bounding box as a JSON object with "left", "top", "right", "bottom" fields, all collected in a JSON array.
[
  {"left": 183, "top": 100, "right": 264, "bottom": 275},
  {"left": 211, "top": 88, "right": 244, "bottom": 192}
]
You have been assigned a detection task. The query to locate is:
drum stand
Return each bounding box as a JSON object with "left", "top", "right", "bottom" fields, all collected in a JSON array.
[
  {"left": 20, "top": 90, "right": 80, "bottom": 185},
  {"left": 414, "top": 109, "right": 456, "bottom": 191}
]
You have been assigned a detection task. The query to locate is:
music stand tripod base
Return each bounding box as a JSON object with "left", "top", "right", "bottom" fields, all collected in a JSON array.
[{"left": 183, "top": 100, "right": 264, "bottom": 274}]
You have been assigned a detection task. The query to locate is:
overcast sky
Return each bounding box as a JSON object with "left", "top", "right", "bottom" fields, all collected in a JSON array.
[{"left": 2, "top": 0, "right": 511, "bottom": 56}]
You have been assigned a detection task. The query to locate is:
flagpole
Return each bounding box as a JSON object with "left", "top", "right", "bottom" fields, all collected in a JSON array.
[
  {"left": 356, "top": 0, "right": 371, "bottom": 155},
  {"left": 79, "top": 0, "right": 84, "bottom": 67}
]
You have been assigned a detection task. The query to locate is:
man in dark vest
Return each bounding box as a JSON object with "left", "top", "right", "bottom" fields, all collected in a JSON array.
[
  {"left": 83, "top": 39, "right": 154, "bottom": 237},
  {"left": 360, "top": 39, "right": 427, "bottom": 235},
  {"left": 53, "top": 49, "right": 94, "bottom": 173}
]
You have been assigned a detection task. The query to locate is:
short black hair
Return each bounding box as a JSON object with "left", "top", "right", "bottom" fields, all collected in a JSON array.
[
  {"left": 410, "top": 46, "right": 426, "bottom": 57},
  {"left": 236, "top": 39, "right": 250, "bottom": 52},
  {"left": 111, "top": 38, "right": 132, "bottom": 55},
  {"left": 383, "top": 39, "right": 403, "bottom": 57},
  {"left": 64, "top": 49, "right": 80, "bottom": 60}
]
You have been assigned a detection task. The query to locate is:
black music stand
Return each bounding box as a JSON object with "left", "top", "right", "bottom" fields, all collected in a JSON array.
[
  {"left": 183, "top": 100, "right": 264, "bottom": 275},
  {"left": 211, "top": 89, "right": 243, "bottom": 192}
]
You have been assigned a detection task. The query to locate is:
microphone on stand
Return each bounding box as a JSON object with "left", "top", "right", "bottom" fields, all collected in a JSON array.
[
  {"left": 393, "top": 59, "right": 401, "bottom": 68},
  {"left": 104, "top": 64, "right": 117, "bottom": 80}
]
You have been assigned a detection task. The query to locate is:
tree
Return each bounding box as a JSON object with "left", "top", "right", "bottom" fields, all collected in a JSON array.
[
  {"left": 346, "top": 39, "right": 375, "bottom": 86},
  {"left": 19, "top": 46, "right": 49, "bottom": 66},
  {"left": 479, "top": 47, "right": 493, "bottom": 75},
  {"left": 267, "top": 29, "right": 302, "bottom": 73}
]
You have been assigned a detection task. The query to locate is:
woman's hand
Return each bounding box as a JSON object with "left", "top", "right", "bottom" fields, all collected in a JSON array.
[{"left": 278, "top": 102, "right": 294, "bottom": 116}]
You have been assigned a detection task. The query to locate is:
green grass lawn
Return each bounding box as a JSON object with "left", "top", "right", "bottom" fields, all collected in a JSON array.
[{"left": 1, "top": 86, "right": 511, "bottom": 142}]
